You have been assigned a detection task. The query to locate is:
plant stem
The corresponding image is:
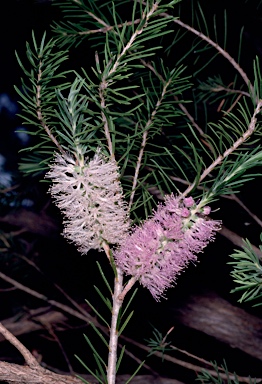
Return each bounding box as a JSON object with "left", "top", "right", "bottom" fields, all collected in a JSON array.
[
  {"left": 181, "top": 99, "right": 262, "bottom": 198},
  {"left": 107, "top": 267, "right": 124, "bottom": 384},
  {"left": 171, "top": 18, "right": 254, "bottom": 98},
  {"left": 36, "top": 61, "right": 65, "bottom": 155},
  {"left": 129, "top": 75, "right": 172, "bottom": 208}
]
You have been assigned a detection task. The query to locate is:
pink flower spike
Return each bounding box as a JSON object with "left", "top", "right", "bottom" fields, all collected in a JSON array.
[
  {"left": 46, "top": 149, "right": 130, "bottom": 254},
  {"left": 114, "top": 194, "right": 221, "bottom": 301}
]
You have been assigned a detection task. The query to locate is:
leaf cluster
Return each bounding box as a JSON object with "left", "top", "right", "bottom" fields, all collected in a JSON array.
[
  {"left": 145, "top": 324, "right": 173, "bottom": 360},
  {"left": 15, "top": 32, "right": 70, "bottom": 174},
  {"left": 229, "top": 234, "right": 262, "bottom": 305},
  {"left": 16, "top": 0, "right": 262, "bottom": 221},
  {"left": 196, "top": 360, "right": 256, "bottom": 383}
]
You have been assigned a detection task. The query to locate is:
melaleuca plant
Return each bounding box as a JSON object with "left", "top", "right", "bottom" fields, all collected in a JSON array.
[
  {"left": 15, "top": 0, "right": 262, "bottom": 382},
  {"left": 229, "top": 233, "right": 262, "bottom": 305},
  {"left": 196, "top": 360, "right": 256, "bottom": 384}
]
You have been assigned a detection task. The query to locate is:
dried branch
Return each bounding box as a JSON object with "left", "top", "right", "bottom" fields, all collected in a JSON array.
[
  {"left": 0, "top": 271, "right": 103, "bottom": 331},
  {"left": 0, "top": 361, "right": 83, "bottom": 384},
  {"left": 0, "top": 361, "right": 185, "bottom": 384},
  {"left": 0, "top": 323, "right": 41, "bottom": 369},
  {"left": 120, "top": 333, "right": 261, "bottom": 383}
]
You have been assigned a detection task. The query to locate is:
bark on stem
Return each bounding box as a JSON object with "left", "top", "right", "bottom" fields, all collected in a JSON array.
[{"left": 107, "top": 267, "right": 124, "bottom": 384}]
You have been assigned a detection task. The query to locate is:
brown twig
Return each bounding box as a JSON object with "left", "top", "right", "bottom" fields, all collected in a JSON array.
[
  {"left": 0, "top": 184, "right": 19, "bottom": 194},
  {"left": 0, "top": 323, "right": 41, "bottom": 370},
  {"left": 0, "top": 271, "right": 103, "bottom": 331},
  {"left": 171, "top": 18, "right": 254, "bottom": 98},
  {"left": 227, "top": 194, "right": 262, "bottom": 228},
  {"left": 211, "top": 86, "right": 250, "bottom": 98},
  {"left": 98, "top": 74, "right": 115, "bottom": 159},
  {"left": 223, "top": 93, "right": 243, "bottom": 114},
  {"left": 118, "top": 276, "right": 137, "bottom": 301},
  {"left": 0, "top": 360, "right": 84, "bottom": 384},
  {"left": 16, "top": 252, "right": 93, "bottom": 320},
  {"left": 42, "top": 322, "right": 74, "bottom": 374},
  {"left": 174, "top": 95, "right": 206, "bottom": 136},
  {"left": 170, "top": 344, "right": 226, "bottom": 372},
  {"left": 63, "top": 18, "right": 141, "bottom": 37},
  {"left": 120, "top": 333, "right": 260, "bottom": 383}
]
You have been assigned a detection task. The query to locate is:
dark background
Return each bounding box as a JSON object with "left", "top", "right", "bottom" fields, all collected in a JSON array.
[{"left": 1, "top": 1, "right": 262, "bottom": 383}]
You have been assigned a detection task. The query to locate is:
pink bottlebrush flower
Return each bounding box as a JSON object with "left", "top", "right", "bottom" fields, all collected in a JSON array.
[
  {"left": 114, "top": 194, "right": 220, "bottom": 301},
  {"left": 46, "top": 149, "right": 130, "bottom": 253}
]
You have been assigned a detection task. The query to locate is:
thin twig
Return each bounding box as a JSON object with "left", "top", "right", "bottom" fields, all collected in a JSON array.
[
  {"left": 129, "top": 76, "right": 172, "bottom": 208},
  {"left": 228, "top": 194, "right": 262, "bottom": 228},
  {"left": 133, "top": 1, "right": 254, "bottom": 95},
  {"left": 120, "top": 333, "right": 260, "bottom": 383},
  {"left": 223, "top": 93, "right": 243, "bottom": 115},
  {"left": 0, "top": 322, "right": 42, "bottom": 370},
  {"left": 83, "top": 6, "right": 254, "bottom": 99},
  {"left": 98, "top": 81, "right": 114, "bottom": 159},
  {"left": 0, "top": 271, "right": 102, "bottom": 330},
  {"left": 170, "top": 344, "right": 226, "bottom": 372},
  {"left": 119, "top": 342, "right": 159, "bottom": 376},
  {"left": 171, "top": 18, "right": 254, "bottom": 98},
  {"left": 140, "top": 59, "right": 215, "bottom": 153},
  {"left": 118, "top": 276, "right": 137, "bottom": 301},
  {"left": 211, "top": 86, "right": 250, "bottom": 98},
  {"left": 36, "top": 62, "right": 65, "bottom": 154},
  {"left": 102, "top": 240, "right": 112, "bottom": 261},
  {"left": 181, "top": 100, "right": 262, "bottom": 198},
  {"left": 98, "top": 1, "right": 159, "bottom": 160},
  {"left": 173, "top": 95, "right": 206, "bottom": 136},
  {"left": 42, "top": 322, "right": 74, "bottom": 374},
  {"left": 109, "top": 2, "right": 159, "bottom": 79},
  {"left": 0, "top": 184, "right": 19, "bottom": 194},
  {"left": 63, "top": 18, "right": 141, "bottom": 37},
  {"left": 16, "top": 252, "right": 93, "bottom": 320}
]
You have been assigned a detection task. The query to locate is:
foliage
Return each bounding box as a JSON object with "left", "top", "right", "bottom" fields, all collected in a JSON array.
[
  {"left": 14, "top": 32, "right": 70, "bottom": 174},
  {"left": 229, "top": 233, "right": 262, "bottom": 305},
  {"left": 196, "top": 360, "right": 255, "bottom": 383},
  {"left": 145, "top": 324, "right": 173, "bottom": 359}
]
